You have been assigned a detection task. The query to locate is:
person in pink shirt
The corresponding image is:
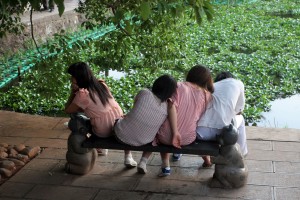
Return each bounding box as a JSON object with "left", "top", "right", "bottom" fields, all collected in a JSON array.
[
  {"left": 65, "top": 62, "right": 137, "bottom": 168},
  {"left": 137, "top": 65, "right": 214, "bottom": 176}
]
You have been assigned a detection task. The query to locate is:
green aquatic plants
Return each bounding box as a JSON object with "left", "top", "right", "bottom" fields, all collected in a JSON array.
[
  {"left": 0, "top": 25, "right": 117, "bottom": 89},
  {"left": 0, "top": 0, "right": 300, "bottom": 124}
]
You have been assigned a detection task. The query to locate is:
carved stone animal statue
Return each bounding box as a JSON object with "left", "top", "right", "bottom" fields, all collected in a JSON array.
[
  {"left": 65, "top": 114, "right": 97, "bottom": 175},
  {"left": 209, "top": 124, "right": 248, "bottom": 188}
]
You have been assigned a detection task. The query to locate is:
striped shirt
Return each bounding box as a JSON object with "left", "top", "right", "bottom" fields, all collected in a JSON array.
[
  {"left": 156, "top": 82, "right": 212, "bottom": 146},
  {"left": 114, "top": 89, "right": 168, "bottom": 146}
]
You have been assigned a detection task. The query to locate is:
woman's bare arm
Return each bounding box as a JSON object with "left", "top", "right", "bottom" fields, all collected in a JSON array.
[{"left": 167, "top": 101, "right": 181, "bottom": 148}]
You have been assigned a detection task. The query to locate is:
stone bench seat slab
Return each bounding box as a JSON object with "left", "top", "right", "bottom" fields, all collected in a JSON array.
[{"left": 82, "top": 136, "right": 220, "bottom": 156}]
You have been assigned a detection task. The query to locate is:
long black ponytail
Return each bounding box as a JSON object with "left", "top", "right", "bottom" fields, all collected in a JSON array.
[{"left": 67, "top": 62, "right": 112, "bottom": 106}]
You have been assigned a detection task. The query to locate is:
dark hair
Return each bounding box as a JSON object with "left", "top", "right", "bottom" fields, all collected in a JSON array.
[
  {"left": 67, "top": 62, "right": 112, "bottom": 106},
  {"left": 152, "top": 75, "right": 177, "bottom": 102},
  {"left": 215, "top": 71, "right": 234, "bottom": 82},
  {"left": 186, "top": 64, "right": 214, "bottom": 93}
]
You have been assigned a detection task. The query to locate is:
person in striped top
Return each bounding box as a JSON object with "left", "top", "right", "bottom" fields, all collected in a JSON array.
[
  {"left": 114, "top": 75, "right": 177, "bottom": 172},
  {"left": 137, "top": 65, "right": 214, "bottom": 176},
  {"left": 114, "top": 75, "right": 177, "bottom": 146}
]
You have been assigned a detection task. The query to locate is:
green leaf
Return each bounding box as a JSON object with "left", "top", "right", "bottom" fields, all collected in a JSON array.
[
  {"left": 188, "top": 0, "right": 196, "bottom": 6},
  {"left": 54, "top": 0, "right": 65, "bottom": 17},
  {"left": 194, "top": 6, "right": 202, "bottom": 25},
  {"left": 140, "top": 2, "right": 151, "bottom": 20},
  {"left": 124, "top": 20, "right": 132, "bottom": 35},
  {"left": 115, "top": 9, "right": 124, "bottom": 21}
]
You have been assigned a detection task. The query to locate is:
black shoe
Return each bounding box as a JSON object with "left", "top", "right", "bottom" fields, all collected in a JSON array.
[{"left": 48, "top": 8, "right": 54, "bottom": 12}]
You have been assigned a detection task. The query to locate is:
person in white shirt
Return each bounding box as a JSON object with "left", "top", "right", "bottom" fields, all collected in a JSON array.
[{"left": 196, "top": 71, "right": 248, "bottom": 167}]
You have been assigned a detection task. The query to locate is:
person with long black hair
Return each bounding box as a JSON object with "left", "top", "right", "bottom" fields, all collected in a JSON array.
[{"left": 65, "top": 62, "right": 137, "bottom": 168}]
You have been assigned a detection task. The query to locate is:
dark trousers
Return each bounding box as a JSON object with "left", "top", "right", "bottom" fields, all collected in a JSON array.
[{"left": 42, "top": 0, "right": 54, "bottom": 9}]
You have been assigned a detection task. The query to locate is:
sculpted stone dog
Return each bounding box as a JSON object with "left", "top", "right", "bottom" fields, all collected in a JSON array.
[
  {"left": 65, "top": 114, "right": 97, "bottom": 175},
  {"left": 209, "top": 124, "right": 248, "bottom": 188}
]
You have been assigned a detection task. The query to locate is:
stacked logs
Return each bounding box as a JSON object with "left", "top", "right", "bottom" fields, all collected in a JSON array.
[{"left": 0, "top": 143, "right": 41, "bottom": 183}]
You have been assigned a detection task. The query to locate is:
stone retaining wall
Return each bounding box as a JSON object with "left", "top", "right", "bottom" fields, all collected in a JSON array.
[{"left": 0, "top": 10, "right": 86, "bottom": 56}]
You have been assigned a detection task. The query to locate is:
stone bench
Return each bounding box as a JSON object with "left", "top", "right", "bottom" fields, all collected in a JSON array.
[
  {"left": 82, "top": 135, "right": 220, "bottom": 156},
  {"left": 68, "top": 113, "right": 247, "bottom": 189},
  {"left": 69, "top": 112, "right": 220, "bottom": 156}
]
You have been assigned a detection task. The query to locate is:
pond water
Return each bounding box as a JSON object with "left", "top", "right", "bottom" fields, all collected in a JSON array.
[
  {"left": 256, "top": 94, "right": 300, "bottom": 129},
  {"left": 99, "top": 70, "right": 126, "bottom": 80}
]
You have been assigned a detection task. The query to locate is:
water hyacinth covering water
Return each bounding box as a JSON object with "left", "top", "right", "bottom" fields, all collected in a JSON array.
[{"left": 0, "top": 0, "right": 299, "bottom": 126}]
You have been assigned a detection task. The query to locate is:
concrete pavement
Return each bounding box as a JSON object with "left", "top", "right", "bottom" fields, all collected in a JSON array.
[{"left": 0, "top": 110, "right": 300, "bottom": 200}]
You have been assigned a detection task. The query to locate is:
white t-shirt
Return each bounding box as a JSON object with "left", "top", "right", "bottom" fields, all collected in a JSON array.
[{"left": 197, "top": 78, "right": 245, "bottom": 129}]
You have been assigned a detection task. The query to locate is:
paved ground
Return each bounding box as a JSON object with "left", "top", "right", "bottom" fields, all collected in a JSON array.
[
  {"left": 21, "top": 0, "right": 79, "bottom": 23},
  {"left": 0, "top": 110, "right": 300, "bottom": 200}
]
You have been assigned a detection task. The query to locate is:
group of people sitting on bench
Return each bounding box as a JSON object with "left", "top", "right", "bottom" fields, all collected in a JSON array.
[{"left": 65, "top": 61, "right": 248, "bottom": 177}]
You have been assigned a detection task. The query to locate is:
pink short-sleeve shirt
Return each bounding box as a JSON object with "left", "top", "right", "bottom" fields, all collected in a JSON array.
[
  {"left": 156, "top": 82, "right": 212, "bottom": 146},
  {"left": 73, "top": 88, "right": 123, "bottom": 137}
]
